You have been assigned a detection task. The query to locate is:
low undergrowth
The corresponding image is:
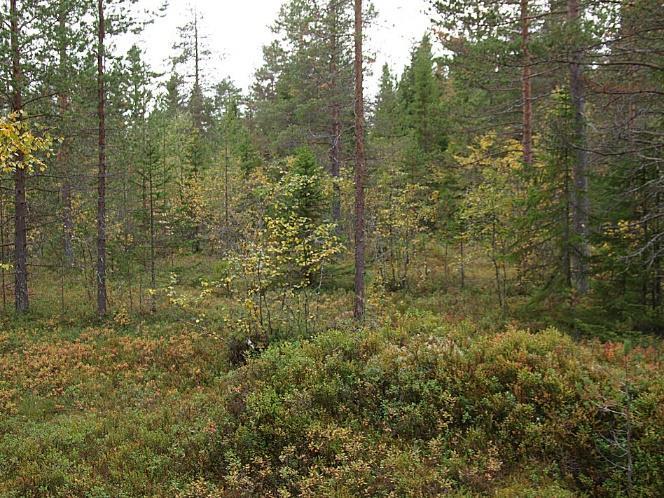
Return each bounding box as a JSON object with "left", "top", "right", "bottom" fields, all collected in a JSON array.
[
  {"left": 206, "top": 313, "right": 663, "bottom": 497},
  {"left": 2, "top": 308, "right": 661, "bottom": 496}
]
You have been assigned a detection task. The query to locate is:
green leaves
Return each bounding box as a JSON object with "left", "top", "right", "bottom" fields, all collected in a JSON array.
[{"left": 237, "top": 148, "right": 343, "bottom": 296}]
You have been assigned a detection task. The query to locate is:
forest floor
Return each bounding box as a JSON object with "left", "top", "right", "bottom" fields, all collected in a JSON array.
[{"left": 0, "top": 255, "right": 662, "bottom": 496}]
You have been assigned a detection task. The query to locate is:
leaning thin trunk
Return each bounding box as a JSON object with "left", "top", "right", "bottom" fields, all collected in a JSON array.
[
  {"left": 655, "top": 177, "right": 662, "bottom": 310},
  {"left": 567, "top": 0, "right": 590, "bottom": 295},
  {"left": 353, "top": 0, "right": 366, "bottom": 321},
  {"left": 96, "top": 0, "right": 107, "bottom": 317},
  {"left": 563, "top": 151, "right": 572, "bottom": 288},
  {"left": 224, "top": 140, "right": 230, "bottom": 229},
  {"left": 329, "top": 1, "right": 342, "bottom": 224},
  {"left": 149, "top": 169, "right": 156, "bottom": 314},
  {"left": 62, "top": 181, "right": 74, "bottom": 266},
  {"left": 331, "top": 105, "right": 342, "bottom": 224},
  {"left": 191, "top": 11, "right": 204, "bottom": 132},
  {"left": 492, "top": 219, "right": 504, "bottom": 310},
  {"left": 0, "top": 181, "right": 6, "bottom": 311},
  {"left": 460, "top": 236, "right": 466, "bottom": 290},
  {"left": 58, "top": 2, "right": 75, "bottom": 267},
  {"left": 520, "top": 0, "right": 533, "bottom": 167}
]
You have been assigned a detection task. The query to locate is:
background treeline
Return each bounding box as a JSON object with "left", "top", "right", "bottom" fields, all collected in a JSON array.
[{"left": 0, "top": 0, "right": 662, "bottom": 336}]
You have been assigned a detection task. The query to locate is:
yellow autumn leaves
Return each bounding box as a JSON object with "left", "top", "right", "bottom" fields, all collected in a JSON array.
[{"left": 0, "top": 112, "right": 54, "bottom": 174}]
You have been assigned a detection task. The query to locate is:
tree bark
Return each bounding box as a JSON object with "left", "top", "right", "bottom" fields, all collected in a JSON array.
[
  {"left": 353, "top": 0, "right": 366, "bottom": 321},
  {"left": 520, "top": 0, "right": 533, "bottom": 167},
  {"left": 655, "top": 183, "right": 662, "bottom": 310},
  {"left": 329, "top": 1, "right": 342, "bottom": 224},
  {"left": 97, "top": 0, "right": 107, "bottom": 317},
  {"left": 567, "top": 0, "right": 590, "bottom": 295},
  {"left": 149, "top": 169, "right": 156, "bottom": 314},
  {"left": 58, "top": 4, "right": 75, "bottom": 267},
  {"left": 1, "top": 180, "right": 6, "bottom": 311},
  {"left": 330, "top": 93, "right": 342, "bottom": 224},
  {"left": 10, "top": 0, "right": 29, "bottom": 313},
  {"left": 563, "top": 150, "right": 573, "bottom": 287},
  {"left": 61, "top": 182, "right": 74, "bottom": 266},
  {"left": 460, "top": 237, "right": 466, "bottom": 290},
  {"left": 191, "top": 10, "right": 204, "bottom": 132},
  {"left": 224, "top": 140, "right": 230, "bottom": 229}
]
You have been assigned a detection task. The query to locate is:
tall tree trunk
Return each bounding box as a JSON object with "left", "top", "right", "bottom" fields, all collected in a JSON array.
[
  {"left": 567, "top": 0, "right": 590, "bottom": 295},
  {"left": 329, "top": 1, "right": 342, "bottom": 224},
  {"left": 330, "top": 97, "right": 342, "bottom": 224},
  {"left": 460, "top": 237, "right": 466, "bottom": 290},
  {"left": 224, "top": 139, "right": 230, "bottom": 229},
  {"left": 191, "top": 10, "right": 203, "bottom": 132},
  {"left": 0, "top": 180, "right": 6, "bottom": 312},
  {"left": 10, "top": 0, "right": 29, "bottom": 313},
  {"left": 14, "top": 160, "right": 29, "bottom": 314},
  {"left": 353, "top": 0, "right": 366, "bottom": 321},
  {"left": 563, "top": 151, "right": 573, "bottom": 287},
  {"left": 194, "top": 11, "right": 199, "bottom": 92},
  {"left": 149, "top": 169, "right": 156, "bottom": 314},
  {"left": 61, "top": 182, "right": 74, "bottom": 266},
  {"left": 58, "top": 5, "right": 75, "bottom": 267},
  {"left": 520, "top": 0, "right": 533, "bottom": 167},
  {"left": 655, "top": 179, "right": 662, "bottom": 311},
  {"left": 96, "top": 0, "right": 107, "bottom": 317}
]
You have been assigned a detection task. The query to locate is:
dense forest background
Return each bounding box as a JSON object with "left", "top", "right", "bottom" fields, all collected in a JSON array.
[
  {"left": 0, "top": 0, "right": 663, "bottom": 496},
  {"left": 0, "top": 0, "right": 661, "bottom": 334}
]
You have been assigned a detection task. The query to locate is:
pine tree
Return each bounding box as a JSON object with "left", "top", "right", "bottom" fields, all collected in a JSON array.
[
  {"left": 51, "top": 0, "right": 93, "bottom": 268},
  {"left": 251, "top": 0, "right": 370, "bottom": 225},
  {"left": 2, "top": 0, "right": 56, "bottom": 312},
  {"left": 373, "top": 64, "right": 400, "bottom": 139},
  {"left": 398, "top": 35, "right": 448, "bottom": 184},
  {"left": 566, "top": 0, "right": 590, "bottom": 296},
  {"left": 10, "top": 0, "right": 28, "bottom": 312},
  {"left": 96, "top": 0, "right": 107, "bottom": 317},
  {"left": 172, "top": 8, "right": 211, "bottom": 133},
  {"left": 353, "top": 0, "right": 366, "bottom": 321},
  {"left": 94, "top": 0, "right": 148, "bottom": 316}
]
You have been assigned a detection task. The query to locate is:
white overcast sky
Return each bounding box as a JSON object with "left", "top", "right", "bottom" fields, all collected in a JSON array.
[{"left": 127, "top": 0, "right": 433, "bottom": 97}]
